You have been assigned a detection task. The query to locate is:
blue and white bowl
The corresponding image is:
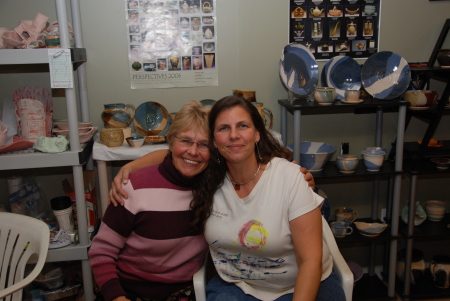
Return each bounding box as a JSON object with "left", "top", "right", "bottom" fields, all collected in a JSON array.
[
  {"left": 336, "top": 155, "right": 359, "bottom": 173},
  {"left": 279, "top": 43, "right": 319, "bottom": 96},
  {"left": 321, "top": 56, "right": 361, "bottom": 99},
  {"left": 294, "top": 142, "right": 336, "bottom": 172},
  {"left": 361, "top": 149, "right": 386, "bottom": 171},
  {"left": 361, "top": 51, "right": 411, "bottom": 100},
  {"left": 354, "top": 222, "right": 387, "bottom": 237}
]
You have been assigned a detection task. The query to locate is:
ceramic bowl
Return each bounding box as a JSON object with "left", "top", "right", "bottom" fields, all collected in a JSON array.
[
  {"left": 54, "top": 121, "right": 93, "bottom": 130},
  {"left": 361, "top": 51, "right": 411, "bottom": 99},
  {"left": 403, "top": 90, "right": 438, "bottom": 107},
  {"left": 425, "top": 200, "right": 446, "bottom": 221},
  {"left": 361, "top": 149, "right": 386, "bottom": 171},
  {"left": 430, "top": 157, "right": 450, "bottom": 169},
  {"left": 335, "top": 155, "right": 359, "bottom": 173},
  {"left": 321, "top": 56, "right": 362, "bottom": 99},
  {"left": 134, "top": 102, "right": 172, "bottom": 137},
  {"left": 144, "top": 135, "right": 166, "bottom": 144},
  {"left": 354, "top": 221, "right": 387, "bottom": 237},
  {"left": 126, "top": 136, "right": 145, "bottom": 148},
  {"left": 314, "top": 87, "right": 337, "bottom": 105},
  {"left": 279, "top": 43, "right": 319, "bottom": 96},
  {"left": 296, "top": 142, "right": 336, "bottom": 172}
]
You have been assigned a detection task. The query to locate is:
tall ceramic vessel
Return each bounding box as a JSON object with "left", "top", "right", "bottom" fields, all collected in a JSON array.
[{"left": 101, "top": 103, "right": 136, "bottom": 128}]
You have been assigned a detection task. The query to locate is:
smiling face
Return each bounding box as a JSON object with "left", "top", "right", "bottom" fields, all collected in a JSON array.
[
  {"left": 169, "top": 128, "right": 211, "bottom": 178},
  {"left": 213, "top": 106, "right": 260, "bottom": 165}
]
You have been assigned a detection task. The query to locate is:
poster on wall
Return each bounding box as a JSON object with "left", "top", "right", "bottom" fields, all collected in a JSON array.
[
  {"left": 125, "top": 0, "right": 218, "bottom": 89},
  {"left": 289, "top": 0, "right": 380, "bottom": 60}
]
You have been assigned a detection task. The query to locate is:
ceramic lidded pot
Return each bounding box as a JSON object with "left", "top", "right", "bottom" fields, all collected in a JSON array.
[
  {"left": 361, "top": 149, "right": 385, "bottom": 171},
  {"left": 396, "top": 248, "right": 426, "bottom": 285},
  {"left": 436, "top": 49, "right": 450, "bottom": 68},
  {"left": 430, "top": 255, "right": 450, "bottom": 289},
  {"left": 101, "top": 103, "right": 136, "bottom": 128}
]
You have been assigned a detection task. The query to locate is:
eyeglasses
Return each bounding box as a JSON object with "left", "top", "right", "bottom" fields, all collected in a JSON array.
[{"left": 175, "top": 136, "right": 209, "bottom": 152}]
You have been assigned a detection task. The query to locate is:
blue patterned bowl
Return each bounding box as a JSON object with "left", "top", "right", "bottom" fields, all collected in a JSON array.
[
  {"left": 279, "top": 43, "right": 319, "bottom": 96},
  {"left": 291, "top": 142, "right": 336, "bottom": 172},
  {"left": 134, "top": 102, "right": 171, "bottom": 137},
  {"left": 354, "top": 222, "right": 387, "bottom": 237},
  {"left": 361, "top": 51, "right": 411, "bottom": 100},
  {"left": 321, "top": 56, "right": 361, "bottom": 99}
]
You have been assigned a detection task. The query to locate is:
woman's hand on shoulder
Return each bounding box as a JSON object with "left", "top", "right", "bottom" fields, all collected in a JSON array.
[
  {"left": 292, "top": 160, "right": 315, "bottom": 190},
  {"left": 108, "top": 166, "right": 133, "bottom": 207}
]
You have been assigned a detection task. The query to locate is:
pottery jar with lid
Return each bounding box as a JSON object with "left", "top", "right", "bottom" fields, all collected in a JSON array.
[{"left": 437, "top": 49, "right": 450, "bottom": 67}]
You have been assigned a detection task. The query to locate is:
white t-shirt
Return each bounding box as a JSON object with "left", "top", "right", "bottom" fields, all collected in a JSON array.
[{"left": 204, "top": 157, "right": 333, "bottom": 301}]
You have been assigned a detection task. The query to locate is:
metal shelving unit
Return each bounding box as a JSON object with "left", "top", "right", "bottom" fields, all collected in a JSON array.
[
  {"left": 278, "top": 97, "right": 408, "bottom": 301},
  {"left": 0, "top": 1, "right": 94, "bottom": 301}
]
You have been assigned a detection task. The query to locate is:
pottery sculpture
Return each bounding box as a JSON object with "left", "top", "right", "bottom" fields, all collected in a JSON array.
[
  {"left": 348, "top": 22, "right": 356, "bottom": 35},
  {"left": 101, "top": 103, "right": 136, "bottom": 128}
]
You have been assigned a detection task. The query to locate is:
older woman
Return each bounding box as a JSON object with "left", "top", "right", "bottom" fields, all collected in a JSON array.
[
  {"left": 89, "top": 100, "right": 212, "bottom": 301},
  {"left": 203, "top": 96, "right": 345, "bottom": 301}
]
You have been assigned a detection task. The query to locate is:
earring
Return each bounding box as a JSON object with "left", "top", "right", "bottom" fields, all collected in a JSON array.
[
  {"left": 256, "top": 141, "right": 262, "bottom": 162},
  {"left": 216, "top": 148, "right": 220, "bottom": 163}
]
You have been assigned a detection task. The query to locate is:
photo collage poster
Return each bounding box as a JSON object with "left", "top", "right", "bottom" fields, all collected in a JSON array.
[
  {"left": 289, "top": 0, "right": 380, "bottom": 60},
  {"left": 126, "top": 0, "right": 218, "bottom": 89}
]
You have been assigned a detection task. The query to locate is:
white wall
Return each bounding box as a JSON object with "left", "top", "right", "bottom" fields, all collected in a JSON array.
[{"left": 1, "top": 0, "right": 450, "bottom": 262}]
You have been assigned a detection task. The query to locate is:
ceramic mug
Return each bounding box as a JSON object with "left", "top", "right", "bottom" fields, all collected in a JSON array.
[
  {"left": 335, "top": 207, "right": 358, "bottom": 225},
  {"left": 344, "top": 90, "right": 360, "bottom": 102},
  {"left": 330, "top": 221, "right": 353, "bottom": 238}
]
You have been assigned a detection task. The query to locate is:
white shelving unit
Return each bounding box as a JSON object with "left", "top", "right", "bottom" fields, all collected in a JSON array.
[{"left": 0, "top": 1, "right": 94, "bottom": 301}]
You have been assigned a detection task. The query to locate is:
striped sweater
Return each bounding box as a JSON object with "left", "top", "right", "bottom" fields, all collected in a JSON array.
[{"left": 88, "top": 163, "right": 208, "bottom": 301}]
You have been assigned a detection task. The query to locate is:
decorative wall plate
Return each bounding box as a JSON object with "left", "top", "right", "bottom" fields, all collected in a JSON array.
[
  {"left": 279, "top": 43, "right": 319, "bottom": 96},
  {"left": 361, "top": 51, "right": 411, "bottom": 99},
  {"left": 134, "top": 102, "right": 171, "bottom": 137},
  {"left": 321, "top": 56, "right": 362, "bottom": 99}
]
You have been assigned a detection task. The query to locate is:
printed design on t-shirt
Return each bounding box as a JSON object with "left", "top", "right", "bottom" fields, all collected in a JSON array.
[
  {"left": 238, "top": 219, "right": 268, "bottom": 249},
  {"left": 210, "top": 250, "right": 287, "bottom": 280}
]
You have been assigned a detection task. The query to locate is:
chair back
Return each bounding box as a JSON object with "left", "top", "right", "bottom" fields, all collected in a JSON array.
[{"left": 0, "top": 213, "right": 50, "bottom": 301}]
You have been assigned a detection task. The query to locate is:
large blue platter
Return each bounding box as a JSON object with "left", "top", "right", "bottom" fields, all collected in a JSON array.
[
  {"left": 134, "top": 101, "right": 171, "bottom": 137},
  {"left": 361, "top": 51, "right": 411, "bottom": 100},
  {"left": 279, "top": 43, "right": 319, "bottom": 96},
  {"left": 321, "top": 56, "right": 361, "bottom": 99}
]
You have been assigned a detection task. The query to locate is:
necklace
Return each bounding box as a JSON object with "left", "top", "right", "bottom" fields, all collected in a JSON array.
[{"left": 226, "top": 163, "right": 261, "bottom": 190}]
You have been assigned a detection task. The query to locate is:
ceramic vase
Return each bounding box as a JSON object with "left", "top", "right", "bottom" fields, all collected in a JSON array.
[
  {"left": 396, "top": 248, "right": 426, "bottom": 285},
  {"left": 101, "top": 103, "right": 136, "bottom": 128}
]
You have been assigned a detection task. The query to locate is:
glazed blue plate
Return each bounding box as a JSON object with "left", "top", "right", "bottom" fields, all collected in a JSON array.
[
  {"left": 321, "top": 56, "right": 361, "bottom": 99},
  {"left": 134, "top": 102, "right": 171, "bottom": 137},
  {"left": 361, "top": 51, "right": 411, "bottom": 99},
  {"left": 279, "top": 43, "right": 319, "bottom": 96}
]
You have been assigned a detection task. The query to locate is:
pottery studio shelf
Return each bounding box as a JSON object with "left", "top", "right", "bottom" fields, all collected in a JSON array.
[
  {"left": 398, "top": 213, "right": 450, "bottom": 239},
  {"left": 309, "top": 160, "right": 403, "bottom": 179}
]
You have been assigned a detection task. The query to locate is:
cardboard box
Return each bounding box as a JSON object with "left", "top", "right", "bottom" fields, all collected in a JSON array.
[{"left": 62, "top": 170, "right": 99, "bottom": 232}]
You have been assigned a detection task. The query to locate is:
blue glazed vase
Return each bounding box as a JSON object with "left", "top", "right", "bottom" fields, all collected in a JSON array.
[{"left": 101, "top": 103, "right": 136, "bottom": 128}]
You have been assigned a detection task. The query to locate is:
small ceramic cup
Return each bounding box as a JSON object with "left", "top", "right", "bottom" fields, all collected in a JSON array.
[
  {"left": 361, "top": 149, "right": 386, "bottom": 171},
  {"left": 335, "top": 207, "right": 358, "bottom": 225},
  {"left": 100, "top": 128, "right": 124, "bottom": 148},
  {"left": 344, "top": 90, "right": 360, "bottom": 102},
  {"left": 330, "top": 221, "right": 353, "bottom": 238},
  {"left": 126, "top": 136, "right": 145, "bottom": 148}
]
